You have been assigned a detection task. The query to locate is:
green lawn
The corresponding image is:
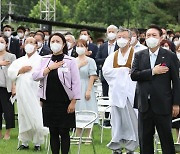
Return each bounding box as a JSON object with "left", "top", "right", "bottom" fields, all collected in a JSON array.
[
  {"left": 0, "top": 124, "right": 112, "bottom": 154},
  {"left": 0, "top": 121, "right": 178, "bottom": 154}
]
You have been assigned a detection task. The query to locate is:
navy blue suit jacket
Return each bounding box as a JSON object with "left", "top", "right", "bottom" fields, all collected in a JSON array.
[
  {"left": 9, "top": 37, "right": 20, "bottom": 58},
  {"left": 88, "top": 43, "right": 98, "bottom": 59},
  {"left": 39, "top": 45, "right": 51, "bottom": 56}
]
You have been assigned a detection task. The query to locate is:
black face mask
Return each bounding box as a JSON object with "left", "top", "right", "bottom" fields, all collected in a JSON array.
[
  {"left": 139, "top": 38, "right": 145, "bottom": 43},
  {"left": 51, "top": 54, "right": 64, "bottom": 62}
]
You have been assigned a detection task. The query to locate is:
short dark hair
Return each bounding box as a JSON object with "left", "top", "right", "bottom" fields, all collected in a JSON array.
[
  {"left": 96, "top": 38, "right": 104, "bottom": 43},
  {"left": 49, "top": 33, "right": 68, "bottom": 55},
  {"left": 80, "top": 29, "right": 90, "bottom": 35},
  {"left": 34, "top": 33, "right": 45, "bottom": 41},
  {"left": 35, "top": 30, "right": 45, "bottom": 37},
  {"left": 64, "top": 32, "right": 72, "bottom": 35},
  {"left": 172, "top": 35, "right": 180, "bottom": 42},
  {"left": 17, "top": 26, "right": 26, "bottom": 33},
  {"left": 2, "top": 25, "right": 12, "bottom": 31},
  {"left": 26, "top": 27, "right": 30, "bottom": 31},
  {"left": 43, "top": 29, "right": 51, "bottom": 35},
  {"left": 147, "top": 24, "right": 163, "bottom": 36},
  {"left": 130, "top": 28, "right": 139, "bottom": 36},
  {"left": 0, "top": 35, "right": 8, "bottom": 44}
]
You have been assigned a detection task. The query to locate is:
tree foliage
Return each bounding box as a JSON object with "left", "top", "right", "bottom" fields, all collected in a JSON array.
[{"left": 1, "top": 0, "right": 179, "bottom": 31}]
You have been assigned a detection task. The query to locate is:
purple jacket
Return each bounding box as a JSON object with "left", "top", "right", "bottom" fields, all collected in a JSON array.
[{"left": 32, "top": 54, "right": 81, "bottom": 100}]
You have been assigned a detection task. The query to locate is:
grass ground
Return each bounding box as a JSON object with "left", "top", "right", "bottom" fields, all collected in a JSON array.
[
  {"left": 0, "top": 123, "right": 113, "bottom": 154},
  {"left": 0, "top": 119, "right": 178, "bottom": 154}
]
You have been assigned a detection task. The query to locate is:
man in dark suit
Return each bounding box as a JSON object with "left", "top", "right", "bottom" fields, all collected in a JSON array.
[
  {"left": 16, "top": 26, "right": 26, "bottom": 57},
  {"left": 34, "top": 33, "right": 51, "bottom": 56},
  {"left": 79, "top": 29, "right": 98, "bottom": 60},
  {"left": 131, "top": 25, "right": 180, "bottom": 154},
  {"left": 65, "top": 34, "right": 78, "bottom": 57},
  {"left": 3, "top": 25, "right": 20, "bottom": 58},
  {"left": 96, "top": 25, "right": 119, "bottom": 97}
]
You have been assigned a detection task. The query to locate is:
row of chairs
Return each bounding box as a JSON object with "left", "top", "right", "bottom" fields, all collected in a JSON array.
[
  {"left": 94, "top": 80, "right": 180, "bottom": 153},
  {"left": 46, "top": 110, "right": 98, "bottom": 154}
]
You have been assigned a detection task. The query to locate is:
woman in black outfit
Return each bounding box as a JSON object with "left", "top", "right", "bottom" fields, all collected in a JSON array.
[{"left": 33, "top": 33, "right": 81, "bottom": 154}]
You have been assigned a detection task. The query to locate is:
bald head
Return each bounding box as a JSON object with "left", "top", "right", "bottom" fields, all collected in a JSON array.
[
  {"left": 25, "top": 37, "right": 37, "bottom": 45},
  {"left": 24, "top": 37, "right": 38, "bottom": 56}
]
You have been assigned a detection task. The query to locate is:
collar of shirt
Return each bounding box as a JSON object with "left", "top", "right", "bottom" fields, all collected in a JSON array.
[
  {"left": 134, "top": 41, "right": 141, "bottom": 48},
  {"left": 68, "top": 48, "right": 73, "bottom": 56},
  {"left": 149, "top": 47, "right": 159, "bottom": 57},
  {"left": 108, "top": 41, "right": 116, "bottom": 46},
  {"left": 38, "top": 46, "right": 43, "bottom": 53},
  {"left": 118, "top": 46, "right": 132, "bottom": 65}
]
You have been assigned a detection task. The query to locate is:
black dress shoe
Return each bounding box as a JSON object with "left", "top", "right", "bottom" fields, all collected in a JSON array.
[
  {"left": 112, "top": 151, "right": 122, "bottom": 154},
  {"left": 34, "top": 145, "right": 41, "bottom": 151},
  {"left": 127, "top": 152, "right": 134, "bottom": 154},
  {"left": 17, "top": 145, "right": 29, "bottom": 150}
]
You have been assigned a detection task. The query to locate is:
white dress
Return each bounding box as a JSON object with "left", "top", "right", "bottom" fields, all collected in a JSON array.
[{"left": 75, "top": 57, "right": 98, "bottom": 118}]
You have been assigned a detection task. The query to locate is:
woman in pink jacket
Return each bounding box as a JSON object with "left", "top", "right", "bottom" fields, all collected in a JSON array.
[{"left": 32, "top": 33, "right": 81, "bottom": 154}]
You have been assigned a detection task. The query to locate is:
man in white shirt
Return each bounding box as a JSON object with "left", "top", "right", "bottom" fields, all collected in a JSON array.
[
  {"left": 3, "top": 25, "right": 20, "bottom": 58},
  {"left": 130, "top": 28, "right": 147, "bottom": 53},
  {"left": 96, "top": 25, "right": 119, "bottom": 97},
  {"left": 34, "top": 33, "right": 50, "bottom": 56},
  {"left": 65, "top": 34, "right": 77, "bottom": 57}
]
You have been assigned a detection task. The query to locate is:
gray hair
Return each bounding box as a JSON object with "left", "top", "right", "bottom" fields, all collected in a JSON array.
[
  {"left": 107, "top": 25, "right": 118, "bottom": 33},
  {"left": 118, "top": 27, "right": 132, "bottom": 38},
  {"left": 65, "top": 34, "right": 76, "bottom": 43}
]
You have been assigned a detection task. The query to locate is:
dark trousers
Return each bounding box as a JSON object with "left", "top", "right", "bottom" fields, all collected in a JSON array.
[
  {"left": 49, "top": 127, "right": 70, "bottom": 154},
  {"left": 138, "top": 106, "right": 175, "bottom": 154},
  {"left": 102, "top": 81, "right": 109, "bottom": 97},
  {"left": 0, "top": 87, "right": 15, "bottom": 130}
]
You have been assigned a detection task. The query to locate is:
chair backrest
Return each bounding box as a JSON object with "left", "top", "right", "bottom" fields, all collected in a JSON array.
[
  {"left": 97, "top": 99, "right": 110, "bottom": 106},
  {"left": 76, "top": 110, "right": 98, "bottom": 129},
  {"left": 172, "top": 118, "right": 180, "bottom": 143}
]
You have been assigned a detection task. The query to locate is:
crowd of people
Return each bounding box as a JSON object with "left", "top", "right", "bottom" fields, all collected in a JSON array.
[{"left": 0, "top": 23, "right": 180, "bottom": 154}]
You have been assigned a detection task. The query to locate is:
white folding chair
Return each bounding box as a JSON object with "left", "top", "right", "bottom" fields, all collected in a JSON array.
[
  {"left": 70, "top": 110, "right": 98, "bottom": 154},
  {"left": 94, "top": 82, "right": 103, "bottom": 98},
  {"left": 154, "top": 118, "right": 180, "bottom": 154},
  {"left": 97, "top": 97, "right": 111, "bottom": 143}
]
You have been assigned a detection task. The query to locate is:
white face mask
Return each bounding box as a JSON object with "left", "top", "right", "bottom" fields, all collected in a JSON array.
[
  {"left": 130, "top": 36, "right": 137, "bottom": 45},
  {"left": 67, "top": 42, "right": 72, "bottom": 50},
  {"left": 117, "top": 38, "right": 129, "bottom": 48},
  {"left": 162, "top": 34, "right": 167, "bottom": 40},
  {"left": 25, "top": 31, "right": 29, "bottom": 36},
  {"left": 50, "top": 43, "right": 63, "bottom": 53},
  {"left": 79, "top": 35, "right": 88, "bottom": 41},
  {"left": 37, "top": 42, "right": 42, "bottom": 48},
  {"left": 25, "top": 44, "right": 35, "bottom": 54},
  {"left": 0, "top": 43, "right": 6, "bottom": 51},
  {"left": 45, "top": 35, "right": 49, "bottom": 41},
  {"left": 174, "top": 40, "right": 180, "bottom": 46},
  {"left": 177, "top": 53, "right": 180, "bottom": 61},
  {"left": 107, "top": 32, "right": 116, "bottom": 40},
  {"left": 4, "top": 31, "right": 11, "bottom": 38},
  {"left": 169, "top": 37, "right": 173, "bottom": 41},
  {"left": 18, "top": 33, "right": 24, "bottom": 38},
  {"left": 146, "top": 37, "right": 159, "bottom": 48},
  {"left": 76, "top": 47, "right": 86, "bottom": 55},
  {"left": 162, "top": 46, "right": 170, "bottom": 50}
]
